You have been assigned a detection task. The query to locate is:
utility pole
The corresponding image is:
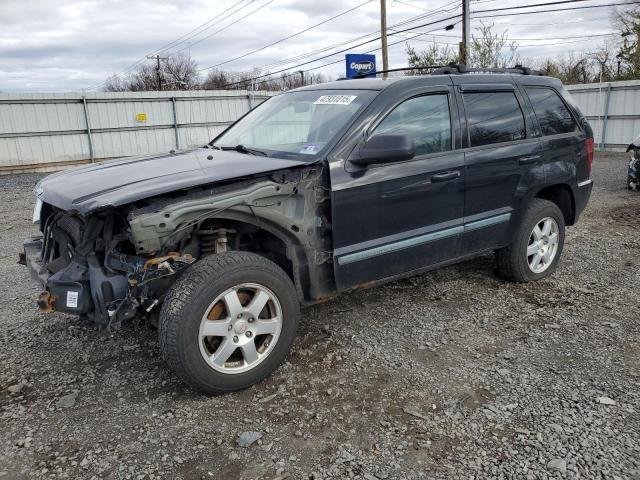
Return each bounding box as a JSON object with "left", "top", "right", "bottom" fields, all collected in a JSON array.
[
  {"left": 147, "top": 54, "right": 168, "bottom": 91},
  {"left": 380, "top": 0, "right": 389, "bottom": 78},
  {"left": 459, "top": 0, "right": 470, "bottom": 65},
  {"left": 298, "top": 70, "right": 305, "bottom": 86}
]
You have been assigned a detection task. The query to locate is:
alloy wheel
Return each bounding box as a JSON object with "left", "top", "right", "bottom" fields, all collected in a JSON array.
[
  {"left": 198, "top": 283, "right": 282, "bottom": 374},
  {"left": 526, "top": 217, "right": 559, "bottom": 274}
]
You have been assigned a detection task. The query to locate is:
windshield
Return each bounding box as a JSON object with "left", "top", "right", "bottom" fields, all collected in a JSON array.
[{"left": 212, "top": 89, "right": 376, "bottom": 159}]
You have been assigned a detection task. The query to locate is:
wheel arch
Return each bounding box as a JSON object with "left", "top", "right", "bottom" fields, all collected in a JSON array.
[
  {"left": 532, "top": 183, "right": 576, "bottom": 226},
  {"left": 190, "top": 211, "right": 330, "bottom": 304}
]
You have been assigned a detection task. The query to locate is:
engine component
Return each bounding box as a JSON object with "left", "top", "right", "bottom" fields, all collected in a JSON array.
[{"left": 197, "top": 227, "right": 236, "bottom": 255}]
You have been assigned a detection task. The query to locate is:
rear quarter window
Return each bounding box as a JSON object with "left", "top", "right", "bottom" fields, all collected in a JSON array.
[{"left": 524, "top": 87, "right": 579, "bottom": 136}]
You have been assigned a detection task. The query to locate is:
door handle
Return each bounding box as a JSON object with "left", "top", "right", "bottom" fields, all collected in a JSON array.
[
  {"left": 431, "top": 170, "right": 460, "bottom": 183},
  {"left": 519, "top": 155, "right": 541, "bottom": 165}
]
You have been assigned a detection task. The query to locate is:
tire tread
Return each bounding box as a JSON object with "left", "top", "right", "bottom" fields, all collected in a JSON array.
[
  {"left": 158, "top": 251, "right": 298, "bottom": 394},
  {"left": 495, "top": 198, "right": 565, "bottom": 283}
]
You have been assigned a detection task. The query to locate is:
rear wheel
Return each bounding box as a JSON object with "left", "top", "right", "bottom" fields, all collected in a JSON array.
[
  {"left": 159, "top": 252, "right": 299, "bottom": 394},
  {"left": 495, "top": 199, "right": 565, "bottom": 282}
]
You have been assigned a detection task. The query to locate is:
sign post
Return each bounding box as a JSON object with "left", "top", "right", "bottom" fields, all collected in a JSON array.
[{"left": 345, "top": 54, "right": 377, "bottom": 79}]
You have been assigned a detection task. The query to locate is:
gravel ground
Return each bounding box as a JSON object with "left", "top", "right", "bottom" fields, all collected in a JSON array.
[{"left": 1, "top": 152, "right": 639, "bottom": 480}]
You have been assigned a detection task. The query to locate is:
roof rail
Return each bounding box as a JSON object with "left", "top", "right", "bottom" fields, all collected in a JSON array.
[
  {"left": 431, "top": 63, "right": 542, "bottom": 76},
  {"left": 351, "top": 65, "right": 448, "bottom": 79},
  {"left": 348, "top": 64, "right": 542, "bottom": 79}
]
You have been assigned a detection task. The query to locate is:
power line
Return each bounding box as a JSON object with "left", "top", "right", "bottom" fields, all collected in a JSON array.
[
  {"left": 472, "top": 0, "right": 638, "bottom": 19},
  {"left": 176, "top": 0, "right": 278, "bottom": 52},
  {"left": 481, "top": 18, "right": 604, "bottom": 26},
  {"left": 201, "top": 1, "right": 461, "bottom": 74},
  {"left": 473, "top": 0, "right": 618, "bottom": 15},
  {"left": 198, "top": 0, "right": 374, "bottom": 71},
  {"left": 218, "top": 0, "right": 621, "bottom": 85},
  {"left": 238, "top": 1, "right": 629, "bottom": 90},
  {"left": 221, "top": 13, "right": 461, "bottom": 87},
  {"left": 148, "top": 0, "right": 256, "bottom": 55},
  {"left": 398, "top": 31, "right": 618, "bottom": 40},
  {"left": 87, "top": 0, "right": 258, "bottom": 90},
  {"left": 223, "top": 15, "right": 462, "bottom": 88}
]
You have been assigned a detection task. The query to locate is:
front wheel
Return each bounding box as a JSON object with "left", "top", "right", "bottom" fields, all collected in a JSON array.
[
  {"left": 159, "top": 252, "right": 299, "bottom": 394},
  {"left": 495, "top": 199, "right": 566, "bottom": 282}
]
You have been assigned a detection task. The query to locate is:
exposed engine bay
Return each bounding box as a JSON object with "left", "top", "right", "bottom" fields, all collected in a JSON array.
[{"left": 22, "top": 164, "right": 333, "bottom": 326}]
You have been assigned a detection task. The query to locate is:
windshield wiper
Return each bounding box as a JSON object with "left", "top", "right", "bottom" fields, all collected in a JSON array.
[{"left": 217, "top": 144, "right": 268, "bottom": 156}]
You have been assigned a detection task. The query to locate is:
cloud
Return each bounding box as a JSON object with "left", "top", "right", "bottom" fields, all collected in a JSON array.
[{"left": 0, "top": 0, "right": 624, "bottom": 92}]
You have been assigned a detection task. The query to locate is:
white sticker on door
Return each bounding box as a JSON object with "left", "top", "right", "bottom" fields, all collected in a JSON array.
[
  {"left": 314, "top": 95, "right": 357, "bottom": 105},
  {"left": 66, "top": 291, "right": 79, "bottom": 308}
]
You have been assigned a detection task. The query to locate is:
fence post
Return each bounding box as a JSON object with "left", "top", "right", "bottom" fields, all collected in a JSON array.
[
  {"left": 600, "top": 83, "right": 612, "bottom": 151},
  {"left": 81, "top": 96, "right": 95, "bottom": 162},
  {"left": 171, "top": 97, "right": 179, "bottom": 149},
  {"left": 247, "top": 92, "right": 254, "bottom": 110}
]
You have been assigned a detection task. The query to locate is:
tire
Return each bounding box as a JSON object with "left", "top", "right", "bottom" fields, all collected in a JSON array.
[
  {"left": 495, "top": 198, "right": 565, "bottom": 283},
  {"left": 159, "top": 251, "right": 299, "bottom": 394}
]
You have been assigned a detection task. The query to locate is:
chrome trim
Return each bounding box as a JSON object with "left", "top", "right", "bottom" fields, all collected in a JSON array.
[{"left": 577, "top": 179, "right": 593, "bottom": 187}]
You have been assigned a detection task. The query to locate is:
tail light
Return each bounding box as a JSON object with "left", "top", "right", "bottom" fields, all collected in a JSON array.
[{"left": 585, "top": 137, "right": 594, "bottom": 176}]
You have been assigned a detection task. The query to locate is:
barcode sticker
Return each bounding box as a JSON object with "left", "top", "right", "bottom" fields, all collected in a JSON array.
[
  {"left": 66, "top": 291, "right": 79, "bottom": 308},
  {"left": 314, "top": 95, "right": 357, "bottom": 105}
]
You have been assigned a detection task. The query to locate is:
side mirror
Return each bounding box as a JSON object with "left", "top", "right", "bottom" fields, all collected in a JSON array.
[{"left": 351, "top": 134, "right": 415, "bottom": 166}]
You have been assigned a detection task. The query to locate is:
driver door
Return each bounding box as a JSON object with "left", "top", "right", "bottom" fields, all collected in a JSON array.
[{"left": 330, "top": 86, "right": 465, "bottom": 289}]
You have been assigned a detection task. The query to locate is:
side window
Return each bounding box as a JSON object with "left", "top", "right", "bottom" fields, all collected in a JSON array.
[
  {"left": 525, "top": 87, "right": 578, "bottom": 136},
  {"left": 463, "top": 91, "right": 526, "bottom": 147},
  {"left": 372, "top": 94, "right": 452, "bottom": 156}
]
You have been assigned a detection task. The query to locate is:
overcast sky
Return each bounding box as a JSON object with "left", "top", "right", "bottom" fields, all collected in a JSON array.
[{"left": 0, "top": 0, "right": 625, "bottom": 92}]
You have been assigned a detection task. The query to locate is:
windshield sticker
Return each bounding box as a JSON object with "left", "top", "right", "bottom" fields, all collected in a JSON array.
[
  {"left": 314, "top": 95, "right": 357, "bottom": 105},
  {"left": 299, "top": 143, "right": 321, "bottom": 155}
]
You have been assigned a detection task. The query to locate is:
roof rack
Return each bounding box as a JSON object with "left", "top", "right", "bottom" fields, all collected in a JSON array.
[
  {"left": 431, "top": 64, "right": 542, "bottom": 76},
  {"left": 350, "top": 64, "right": 542, "bottom": 78},
  {"left": 352, "top": 65, "right": 448, "bottom": 78}
]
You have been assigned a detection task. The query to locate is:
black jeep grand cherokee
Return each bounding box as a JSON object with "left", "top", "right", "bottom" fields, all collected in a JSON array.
[{"left": 23, "top": 68, "right": 593, "bottom": 393}]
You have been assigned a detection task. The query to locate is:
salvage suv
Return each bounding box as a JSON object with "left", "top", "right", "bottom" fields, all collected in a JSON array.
[{"left": 22, "top": 66, "right": 594, "bottom": 393}]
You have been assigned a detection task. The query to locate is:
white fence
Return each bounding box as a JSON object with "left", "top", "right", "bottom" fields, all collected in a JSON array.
[
  {"left": 1, "top": 80, "right": 638, "bottom": 174},
  {"left": 566, "top": 80, "right": 640, "bottom": 151},
  {"left": 0, "top": 90, "right": 273, "bottom": 174}
]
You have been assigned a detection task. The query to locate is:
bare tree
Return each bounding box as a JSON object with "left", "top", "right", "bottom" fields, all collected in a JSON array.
[
  {"left": 404, "top": 23, "right": 520, "bottom": 71},
  {"left": 536, "top": 52, "right": 592, "bottom": 85},
  {"left": 201, "top": 68, "right": 327, "bottom": 91},
  {"left": 590, "top": 44, "right": 616, "bottom": 81},
  {"left": 470, "top": 22, "right": 520, "bottom": 69},
  {"left": 163, "top": 54, "right": 200, "bottom": 90},
  {"left": 405, "top": 42, "right": 458, "bottom": 72},
  {"left": 104, "top": 53, "right": 199, "bottom": 91}
]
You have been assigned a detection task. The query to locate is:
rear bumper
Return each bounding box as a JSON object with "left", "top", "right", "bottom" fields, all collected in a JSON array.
[{"left": 574, "top": 179, "right": 593, "bottom": 222}]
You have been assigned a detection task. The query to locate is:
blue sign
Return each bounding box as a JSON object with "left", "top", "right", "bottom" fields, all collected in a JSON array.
[{"left": 345, "top": 54, "right": 377, "bottom": 79}]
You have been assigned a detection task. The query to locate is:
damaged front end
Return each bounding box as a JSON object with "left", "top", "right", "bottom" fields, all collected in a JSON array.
[
  {"left": 21, "top": 206, "right": 194, "bottom": 325},
  {"left": 21, "top": 163, "right": 332, "bottom": 324}
]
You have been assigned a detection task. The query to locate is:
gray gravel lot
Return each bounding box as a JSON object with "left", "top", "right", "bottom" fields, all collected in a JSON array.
[{"left": 1, "top": 152, "right": 639, "bottom": 480}]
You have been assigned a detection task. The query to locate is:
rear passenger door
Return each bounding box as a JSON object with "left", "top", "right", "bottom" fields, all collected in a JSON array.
[
  {"left": 521, "top": 86, "right": 585, "bottom": 185},
  {"left": 459, "top": 85, "right": 544, "bottom": 253}
]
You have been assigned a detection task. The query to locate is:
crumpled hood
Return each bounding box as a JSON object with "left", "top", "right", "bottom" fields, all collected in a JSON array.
[{"left": 36, "top": 148, "right": 307, "bottom": 214}]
